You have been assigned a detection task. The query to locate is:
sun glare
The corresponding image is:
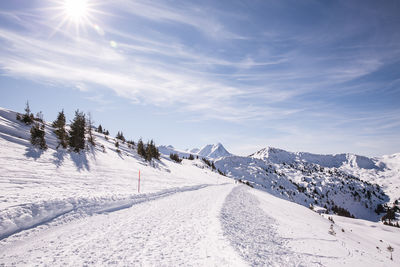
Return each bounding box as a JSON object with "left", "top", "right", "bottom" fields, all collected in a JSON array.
[
  {"left": 49, "top": 0, "right": 104, "bottom": 37},
  {"left": 64, "top": 0, "right": 89, "bottom": 22}
]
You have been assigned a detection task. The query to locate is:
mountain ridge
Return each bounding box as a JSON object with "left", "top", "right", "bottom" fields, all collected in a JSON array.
[{"left": 250, "top": 146, "right": 383, "bottom": 170}]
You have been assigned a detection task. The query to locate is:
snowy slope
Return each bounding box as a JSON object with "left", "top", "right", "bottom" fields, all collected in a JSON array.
[
  {"left": 0, "top": 107, "right": 226, "bottom": 240},
  {"left": 340, "top": 153, "right": 400, "bottom": 201},
  {"left": 223, "top": 185, "right": 400, "bottom": 266},
  {"left": 1, "top": 107, "right": 400, "bottom": 266},
  {"left": 188, "top": 147, "right": 200, "bottom": 154}
]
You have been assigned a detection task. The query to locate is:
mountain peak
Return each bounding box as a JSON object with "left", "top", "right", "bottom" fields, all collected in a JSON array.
[{"left": 197, "top": 143, "right": 231, "bottom": 159}]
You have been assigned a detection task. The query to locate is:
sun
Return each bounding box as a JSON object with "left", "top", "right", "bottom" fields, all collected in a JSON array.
[
  {"left": 63, "top": 0, "right": 89, "bottom": 23},
  {"left": 48, "top": 0, "right": 103, "bottom": 37}
]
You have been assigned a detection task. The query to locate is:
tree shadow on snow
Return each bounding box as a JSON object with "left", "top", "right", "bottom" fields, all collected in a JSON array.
[
  {"left": 87, "top": 145, "right": 98, "bottom": 161},
  {"left": 24, "top": 146, "right": 44, "bottom": 160},
  {"left": 70, "top": 151, "right": 90, "bottom": 171},
  {"left": 52, "top": 149, "right": 67, "bottom": 168}
]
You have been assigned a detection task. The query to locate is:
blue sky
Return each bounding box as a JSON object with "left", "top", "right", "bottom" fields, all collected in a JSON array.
[{"left": 0, "top": 0, "right": 399, "bottom": 157}]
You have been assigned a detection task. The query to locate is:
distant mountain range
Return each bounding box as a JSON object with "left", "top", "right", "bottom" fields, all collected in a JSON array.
[
  {"left": 250, "top": 146, "right": 383, "bottom": 170},
  {"left": 159, "top": 143, "right": 231, "bottom": 159}
]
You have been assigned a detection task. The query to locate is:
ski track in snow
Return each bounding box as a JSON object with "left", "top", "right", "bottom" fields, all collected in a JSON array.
[
  {"left": 221, "top": 185, "right": 315, "bottom": 266},
  {"left": 0, "top": 183, "right": 245, "bottom": 266}
]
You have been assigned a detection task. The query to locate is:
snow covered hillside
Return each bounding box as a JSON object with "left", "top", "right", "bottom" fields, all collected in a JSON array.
[
  {"left": 0, "top": 107, "right": 399, "bottom": 266},
  {"left": 250, "top": 147, "right": 400, "bottom": 201},
  {"left": 0, "top": 107, "right": 225, "bottom": 240},
  {"left": 216, "top": 156, "right": 388, "bottom": 221}
]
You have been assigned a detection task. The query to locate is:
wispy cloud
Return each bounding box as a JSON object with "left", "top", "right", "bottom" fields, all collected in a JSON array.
[
  {"left": 0, "top": 0, "right": 399, "bottom": 155},
  {"left": 114, "top": 0, "right": 247, "bottom": 40},
  {"left": 0, "top": 4, "right": 298, "bottom": 122}
]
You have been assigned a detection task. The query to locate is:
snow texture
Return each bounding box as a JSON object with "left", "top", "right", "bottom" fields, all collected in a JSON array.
[
  {"left": 1, "top": 107, "right": 400, "bottom": 266},
  {"left": 221, "top": 186, "right": 308, "bottom": 266}
]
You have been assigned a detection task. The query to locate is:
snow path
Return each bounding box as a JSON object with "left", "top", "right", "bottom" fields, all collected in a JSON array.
[
  {"left": 0, "top": 183, "right": 246, "bottom": 266},
  {"left": 221, "top": 185, "right": 314, "bottom": 266},
  {"left": 0, "top": 184, "right": 215, "bottom": 241}
]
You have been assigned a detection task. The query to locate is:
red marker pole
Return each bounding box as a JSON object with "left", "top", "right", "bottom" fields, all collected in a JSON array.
[{"left": 138, "top": 170, "right": 141, "bottom": 193}]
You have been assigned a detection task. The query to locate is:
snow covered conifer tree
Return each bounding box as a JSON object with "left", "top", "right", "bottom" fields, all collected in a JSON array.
[
  {"left": 69, "top": 110, "right": 86, "bottom": 152},
  {"left": 145, "top": 140, "right": 160, "bottom": 161},
  {"left": 21, "top": 101, "right": 34, "bottom": 124},
  {"left": 137, "top": 138, "right": 146, "bottom": 158},
  {"left": 30, "top": 121, "right": 47, "bottom": 150},
  {"left": 116, "top": 131, "right": 126, "bottom": 142},
  {"left": 52, "top": 110, "right": 68, "bottom": 149}
]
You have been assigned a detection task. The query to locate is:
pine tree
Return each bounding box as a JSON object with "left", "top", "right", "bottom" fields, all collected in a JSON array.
[
  {"left": 21, "top": 101, "right": 34, "bottom": 124},
  {"left": 53, "top": 110, "right": 68, "bottom": 149},
  {"left": 170, "top": 153, "right": 182, "bottom": 163},
  {"left": 87, "top": 113, "right": 95, "bottom": 146},
  {"left": 211, "top": 162, "right": 216, "bottom": 170},
  {"left": 152, "top": 141, "right": 160, "bottom": 160},
  {"left": 145, "top": 140, "right": 160, "bottom": 161},
  {"left": 69, "top": 110, "right": 86, "bottom": 152},
  {"left": 137, "top": 139, "right": 146, "bottom": 158},
  {"left": 116, "top": 131, "right": 126, "bottom": 142},
  {"left": 97, "top": 124, "right": 103, "bottom": 133},
  {"left": 30, "top": 122, "right": 47, "bottom": 150},
  {"left": 145, "top": 140, "right": 152, "bottom": 161}
]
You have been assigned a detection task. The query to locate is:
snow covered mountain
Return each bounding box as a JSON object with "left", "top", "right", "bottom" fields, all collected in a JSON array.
[
  {"left": 249, "top": 146, "right": 400, "bottom": 199},
  {"left": 159, "top": 143, "right": 232, "bottom": 159},
  {"left": 216, "top": 156, "right": 386, "bottom": 221},
  {"left": 1, "top": 107, "right": 400, "bottom": 266},
  {"left": 187, "top": 147, "right": 200, "bottom": 154},
  {"left": 197, "top": 143, "right": 232, "bottom": 159},
  {"left": 216, "top": 146, "right": 400, "bottom": 221},
  {"left": 251, "top": 146, "right": 381, "bottom": 169}
]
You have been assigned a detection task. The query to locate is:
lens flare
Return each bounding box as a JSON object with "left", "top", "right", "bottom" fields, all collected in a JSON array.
[{"left": 110, "top": 40, "right": 118, "bottom": 48}]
